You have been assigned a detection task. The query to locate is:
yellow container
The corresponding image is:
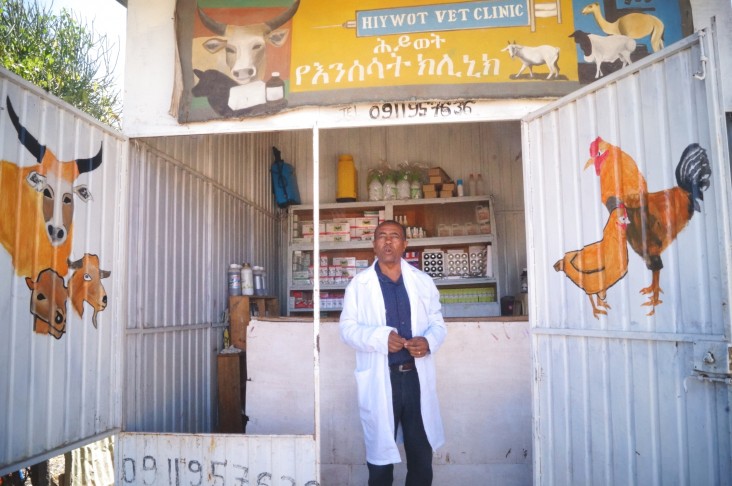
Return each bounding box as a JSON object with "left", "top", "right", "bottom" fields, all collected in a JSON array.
[{"left": 336, "top": 154, "right": 358, "bottom": 202}]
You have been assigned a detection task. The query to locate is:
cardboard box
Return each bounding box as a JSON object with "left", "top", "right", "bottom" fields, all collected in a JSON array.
[
  {"left": 422, "top": 183, "right": 439, "bottom": 192},
  {"left": 354, "top": 228, "right": 375, "bottom": 239},
  {"left": 428, "top": 167, "right": 450, "bottom": 180},
  {"left": 429, "top": 176, "right": 444, "bottom": 184},
  {"left": 440, "top": 190, "right": 455, "bottom": 198},
  {"left": 424, "top": 190, "right": 438, "bottom": 199},
  {"left": 441, "top": 183, "right": 456, "bottom": 192},
  {"left": 300, "top": 222, "right": 326, "bottom": 235},
  {"left": 326, "top": 222, "right": 351, "bottom": 233},
  {"left": 355, "top": 259, "right": 370, "bottom": 268},
  {"left": 331, "top": 233, "right": 351, "bottom": 242},
  {"left": 332, "top": 257, "right": 357, "bottom": 268},
  {"left": 355, "top": 216, "right": 379, "bottom": 227}
]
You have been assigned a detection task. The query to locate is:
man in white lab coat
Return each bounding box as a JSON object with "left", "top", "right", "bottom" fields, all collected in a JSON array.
[{"left": 340, "top": 220, "right": 447, "bottom": 486}]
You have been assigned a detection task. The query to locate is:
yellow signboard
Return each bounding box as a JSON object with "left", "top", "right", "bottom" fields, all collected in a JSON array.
[
  {"left": 175, "top": 0, "right": 690, "bottom": 122},
  {"left": 290, "top": 0, "right": 577, "bottom": 90}
]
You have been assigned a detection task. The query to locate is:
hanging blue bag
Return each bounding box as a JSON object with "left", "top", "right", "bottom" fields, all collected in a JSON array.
[{"left": 271, "top": 146, "right": 301, "bottom": 208}]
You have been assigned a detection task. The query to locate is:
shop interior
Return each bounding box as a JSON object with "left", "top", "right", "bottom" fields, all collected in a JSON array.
[{"left": 138, "top": 119, "right": 528, "bottom": 321}]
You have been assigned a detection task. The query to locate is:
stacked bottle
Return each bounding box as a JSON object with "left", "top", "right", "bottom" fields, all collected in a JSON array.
[
  {"left": 241, "top": 263, "right": 254, "bottom": 296},
  {"left": 468, "top": 174, "right": 476, "bottom": 196},
  {"left": 476, "top": 174, "right": 485, "bottom": 195},
  {"left": 228, "top": 263, "right": 242, "bottom": 296}
]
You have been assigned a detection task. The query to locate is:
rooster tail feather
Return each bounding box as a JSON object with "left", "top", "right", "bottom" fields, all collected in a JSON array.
[{"left": 675, "top": 143, "right": 711, "bottom": 212}]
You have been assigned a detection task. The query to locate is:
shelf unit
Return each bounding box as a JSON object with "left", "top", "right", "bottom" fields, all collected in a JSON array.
[{"left": 286, "top": 195, "right": 500, "bottom": 317}]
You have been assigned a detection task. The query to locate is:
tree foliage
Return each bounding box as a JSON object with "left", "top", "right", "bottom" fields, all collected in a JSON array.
[{"left": 0, "top": 0, "right": 122, "bottom": 128}]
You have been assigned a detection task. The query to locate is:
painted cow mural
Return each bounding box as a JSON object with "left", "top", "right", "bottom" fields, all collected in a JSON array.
[
  {"left": 194, "top": 0, "right": 300, "bottom": 85},
  {"left": 189, "top": 0, "right": 299, "bottom": 117},
  {"left": 1, "top": 97, "right": 102, "bottom": 278},
  {"left": 68, "top": 253, "right": 111, "bottom": 328},
  {"left": 1, "top": 97, "right": 110, "bottom": 338}
]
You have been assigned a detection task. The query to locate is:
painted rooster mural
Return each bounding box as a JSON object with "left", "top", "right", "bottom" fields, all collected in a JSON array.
[
  {"left": 554, "top": 203, "right": 630, "bottom": 318},
  {"left": 557, "top": 136, "right": 711, "bottom": 318}
]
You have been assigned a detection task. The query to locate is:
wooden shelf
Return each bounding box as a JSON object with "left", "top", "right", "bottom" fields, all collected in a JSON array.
[{"left": 287, "top": 196, "right": 500, "bottom": 317}]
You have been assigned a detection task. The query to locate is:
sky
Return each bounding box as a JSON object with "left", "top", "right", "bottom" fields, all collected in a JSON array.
[{"left": 34, "top": 0, "right": 127, "bottom": 93}]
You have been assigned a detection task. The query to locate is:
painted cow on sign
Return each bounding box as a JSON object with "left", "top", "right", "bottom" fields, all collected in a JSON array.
[
  {"left": 193, "top": 0, "right": 300, "bottom": 85},
  {"left": 25, "top": 268, "right": 68, "bottom": 339},
  {"left": 68, "top": 253, "right": 111, "bottom": 328},
  {"left": 0, "top": 97, "right": 103, "bottom": 278}
]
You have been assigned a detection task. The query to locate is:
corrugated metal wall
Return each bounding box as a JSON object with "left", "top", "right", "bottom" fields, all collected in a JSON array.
[
  {"left": 0, "top": 70, "right": 127, "bottom": 474},
  {"left": 523, "top": 33, "right": 732, "bottom": 485},
  {"left": 124, "top": 130, "right": 289, "bottom": 433}
]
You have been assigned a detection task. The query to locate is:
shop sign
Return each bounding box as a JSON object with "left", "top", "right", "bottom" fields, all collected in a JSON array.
[{"left": 174, "top": 0, "right": 691, "bottom": 123}]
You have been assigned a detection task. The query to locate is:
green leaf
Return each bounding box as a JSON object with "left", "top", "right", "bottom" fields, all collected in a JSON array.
[{"left": 0, "top": 0, "right": 122, "bottom": 128}]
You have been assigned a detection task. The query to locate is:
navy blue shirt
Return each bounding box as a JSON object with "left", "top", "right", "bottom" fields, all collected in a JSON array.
[{"left": 375, "top": 262, "right": 413, "bottom": 366}]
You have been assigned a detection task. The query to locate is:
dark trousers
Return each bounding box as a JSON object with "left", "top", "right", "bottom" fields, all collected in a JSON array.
[{"left": 367, "top": 368, "right": 433, "bottom": 486}]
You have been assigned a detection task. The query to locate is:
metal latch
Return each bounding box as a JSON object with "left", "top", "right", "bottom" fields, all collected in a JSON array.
[{"left": 692, "top": 341, "right": 732, "bottom": 376}]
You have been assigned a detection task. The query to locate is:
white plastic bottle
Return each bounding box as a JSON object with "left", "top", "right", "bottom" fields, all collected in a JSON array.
[
  {"left": 241, "top": 263, "right": 254, "bottom": 296},
  {"left": 457, "top": 179, "right": 464, "bottom": 197},
  {"left": 476, "top": 174, "right": 486, "bottom": 196}
]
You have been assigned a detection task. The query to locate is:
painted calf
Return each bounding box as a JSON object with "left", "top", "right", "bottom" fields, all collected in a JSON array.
[
  {"left": 0, "top": 97, "right": 102, "bottom": 278},
  {"left": 25, "top": 268, "right": 68, "bottom": 339},
  {"left": 68, "top": 254, "right": 111, "bottom": 328}
]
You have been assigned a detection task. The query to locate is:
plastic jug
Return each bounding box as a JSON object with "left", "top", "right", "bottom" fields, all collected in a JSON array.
[
  {"left": 253, "top": 266, "right": 268, "bottom": 296},
  {"left": 228, "top": 263, "right": 242, "bottom": 296},
  {"left": 336, "top": 154, "right": 357, "bottom": 202},
  {"left": 241, "top": 263, "right": 254, "bottom": 296}
]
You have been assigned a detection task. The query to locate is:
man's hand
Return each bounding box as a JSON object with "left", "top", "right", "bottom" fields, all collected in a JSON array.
[
  {"left": 405, "top": 336, "right": 430, "bottom": 358},
  {"left": 388, "top": 331, "right": 407, "bottom": 353}
]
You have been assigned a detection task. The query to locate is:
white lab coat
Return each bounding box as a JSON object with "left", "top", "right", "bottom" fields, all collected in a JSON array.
[{"left": 339, "top": 259, "right": 446, "bottom": 465}]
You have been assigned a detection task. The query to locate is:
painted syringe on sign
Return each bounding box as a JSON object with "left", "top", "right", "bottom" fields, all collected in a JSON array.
[{"left": 313, "top": 20, "right": 356, "bottom": 29}]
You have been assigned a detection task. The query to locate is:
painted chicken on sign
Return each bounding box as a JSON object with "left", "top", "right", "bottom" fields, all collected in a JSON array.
[
  {"left": 584, "top": 137, "right": 711, "bottom": 315},
  {"left": 554, "top": 203, "right": 631, "bottom": 319}
]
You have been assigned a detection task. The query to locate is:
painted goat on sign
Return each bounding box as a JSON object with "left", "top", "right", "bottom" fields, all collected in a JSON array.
[
  {"left": 501, "top": 41, "right": 560, "bottom": 79},
  {"left": 68, "top": 254, "right": 111, "bottom": 329}
]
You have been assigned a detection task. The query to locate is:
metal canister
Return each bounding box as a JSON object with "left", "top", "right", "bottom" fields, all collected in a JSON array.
[{"left": 228, "top": 263, "right": 242, "bottom": 296}]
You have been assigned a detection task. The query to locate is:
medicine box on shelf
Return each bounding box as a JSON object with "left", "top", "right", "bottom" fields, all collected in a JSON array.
[{"left": 286, "top": 196, "right": 500, "bottom": 317}]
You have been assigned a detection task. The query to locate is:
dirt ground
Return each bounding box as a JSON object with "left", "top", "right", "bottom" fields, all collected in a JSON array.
[{"left": 1, "top": 454, "right": 65, "bottom": 486}]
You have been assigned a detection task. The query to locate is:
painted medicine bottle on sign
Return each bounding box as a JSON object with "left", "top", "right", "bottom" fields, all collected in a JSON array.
[{"left": 266, "top": 72, "right": 285, "bottom": 102}]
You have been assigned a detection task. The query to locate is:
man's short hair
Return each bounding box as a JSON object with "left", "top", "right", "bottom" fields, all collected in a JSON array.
[{"left": 375, "top": 220, "right": 407, "bottom": 239}]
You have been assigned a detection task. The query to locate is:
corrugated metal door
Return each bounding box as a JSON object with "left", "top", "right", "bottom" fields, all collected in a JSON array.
[
  {"left": 0, "top": 70, "right": 127, "bottom": 475},
  {"left": 523, "top": 30, "right": 732, "bottom": 485}
]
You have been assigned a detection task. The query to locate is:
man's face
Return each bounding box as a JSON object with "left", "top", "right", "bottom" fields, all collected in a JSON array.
[{"left": 373, "top": 222, "right": 408, "bottom": 265}]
